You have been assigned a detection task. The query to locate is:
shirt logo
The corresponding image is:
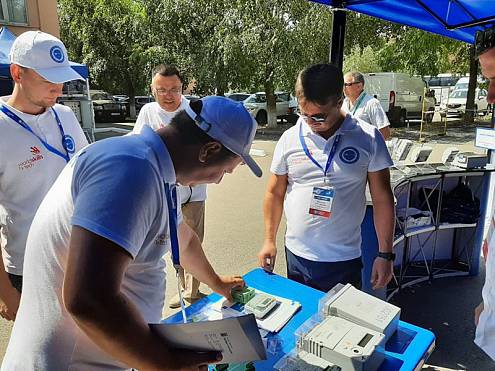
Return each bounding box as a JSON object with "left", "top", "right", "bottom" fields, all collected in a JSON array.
[
  {"left": 30, "top": 146, "right": 41, "bottom": 155},
  {"left": 155, "top": 233, "right": 169, "bottom": 246},
  {"left": 18, "top": 146, "right": 44, "bottom": 170},
  {"left": 49, "top": 46, "right": 65, "bottom": 63},
  {"left": 339, "top": 147, "right": 360, "bottom": 164},
  {"left": 63, "top": 135, "right": 76, "bottom": 154}
]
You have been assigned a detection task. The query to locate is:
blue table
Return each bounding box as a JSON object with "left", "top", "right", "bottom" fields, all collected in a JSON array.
[{"left": 165, "top": 268, "right": 436, "bottom": 370}]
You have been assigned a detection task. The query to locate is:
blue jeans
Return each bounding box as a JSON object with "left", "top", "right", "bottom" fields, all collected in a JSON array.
[{"left": 285, "top": 247, "right": 363, "bottom": 292}]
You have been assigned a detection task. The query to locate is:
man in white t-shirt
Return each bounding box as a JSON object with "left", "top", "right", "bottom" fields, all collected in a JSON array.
[
  {"left": 2, "top": 96, "right": 262, "bottom": 370},
  {"left": 343, "top": 71, "right": 391, "bottom": 140},
  {"left": 474, "top": 26, "right": 495, "bottom": 361},
  {"left": 0, "top": 31, "right": 88, "bottom": 321},
  {"left": 133, "top": 64, "right": 206, "bottom": 308},
  {"left": 258, "top": 63, "right": 395, "bottom": 292}
]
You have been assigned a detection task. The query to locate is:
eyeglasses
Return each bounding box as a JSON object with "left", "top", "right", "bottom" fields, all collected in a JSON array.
[
  {"left": 344, "top": 81, "right": 361, "bottom": 87},
  {"left": 475, "top": 27, "right": 495, "bottom": 58},
  {"left": 299, "top": 112, "right": 328, "bottom": 123},
  {"left": 153, "top": 88, "right": 182, "bottom": 96}
]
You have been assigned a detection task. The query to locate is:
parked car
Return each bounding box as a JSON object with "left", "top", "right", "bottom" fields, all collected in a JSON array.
[
  {"left": 440, "top": 88, "right": 491, "bottom": 117},
  {"left": 226, "top": 92, "right": 251, "bottom": 102},
  {"left": 90, "top": 90, "right": 127, "bottom": 122},
  {"left": 242, "top": 92, "right": 297, "bottom": 125},
  {"left": 364, "top": 72, "right": 436, "bottom": 126},
  {"left": 135, "top": 95, "right": 155, "bottom": 114},
  {"left": 113, "top": 94, "right": 129, "bottom": 102},
  {"left": 184, "top": 94, "right": 200, "bottom": 101},
  {"left": 452, "top": 76, "right": 487, "bottom": 92}
]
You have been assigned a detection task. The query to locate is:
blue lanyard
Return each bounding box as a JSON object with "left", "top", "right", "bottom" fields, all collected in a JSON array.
[
  {"left": 164, "top": 182, "right": 180, "bottom": 268},
  {"left": 0, "top": 104, "right": 70, "bottom": 163},
  {"left": 298, "top": 122, "right": 341, "bottom": 178},
  {"left": 351, "top": 92, "right": 367, "bottom": 115}
]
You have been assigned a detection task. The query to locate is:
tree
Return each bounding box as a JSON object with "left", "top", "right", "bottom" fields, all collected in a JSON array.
[
  {"left": 59, "top": 0, "right": 151, "bottom": 118},
  {"left": 343, "top": 45, "right": 382, "bottom": 73},
  {"left": 228, "top": 0, "right": 333, "bottom": 127}
]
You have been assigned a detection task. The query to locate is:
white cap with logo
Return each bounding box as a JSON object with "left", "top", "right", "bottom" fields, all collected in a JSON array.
[{"left": 9, "top": 31, "right": 84, "bottom": 83}]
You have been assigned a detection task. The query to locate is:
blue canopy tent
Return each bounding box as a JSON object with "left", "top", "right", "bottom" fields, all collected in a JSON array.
[{"left": 0, "top": 26, "right": 89, "bottom": 79}]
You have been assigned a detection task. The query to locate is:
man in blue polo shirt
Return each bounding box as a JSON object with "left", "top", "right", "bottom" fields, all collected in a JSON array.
[{"left": 2, "top": 96, "right": 262, "bottom": 370}]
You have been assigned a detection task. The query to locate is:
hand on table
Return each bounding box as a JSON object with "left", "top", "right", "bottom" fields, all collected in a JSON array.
[{"left": 211, "top": 275, "right": 245, "bottom": 302}]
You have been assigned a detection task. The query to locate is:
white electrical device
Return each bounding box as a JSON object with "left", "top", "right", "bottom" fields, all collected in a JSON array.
[
  {"left": 441, "top": 147, "right": 459, "bottom": 164},
  {"left": 321, "top": 284, "right": 400, "bottom": 342},
  {"left": 392, "top": 139, "right": 413, "bottom": 163},
  {"left": 298, "top": 316, "right": 385, "bottom": 371},
  {"left": 245, "top": 293, "right": 278, "bottom": 319},
  {"left": 410, "top": 145, "right": 433, "bottom": 163},
  {"left": 452, "top": 152, "right": 488, "bottom": 169}
]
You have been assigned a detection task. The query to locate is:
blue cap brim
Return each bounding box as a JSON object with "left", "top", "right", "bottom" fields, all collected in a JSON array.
[
  {"left": 35, "top": 66, "right": 85, "bottom": 83},
  {"left": 242, "top": 154, "right": 263, "bottom": 178}
]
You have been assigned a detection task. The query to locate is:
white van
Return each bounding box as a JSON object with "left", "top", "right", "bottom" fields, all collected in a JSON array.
[{"left": 364, "top": 72, "right": 436, "bottom": 126}]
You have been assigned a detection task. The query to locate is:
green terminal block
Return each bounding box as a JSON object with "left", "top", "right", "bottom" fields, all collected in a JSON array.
[{"left": 231, "top": 286, "right": 256, "bottom": 304}]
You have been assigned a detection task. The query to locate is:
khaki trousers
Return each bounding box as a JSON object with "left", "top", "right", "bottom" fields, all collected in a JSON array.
[{"left": 177, "top": 201, "right": 205, "bottom": 298}]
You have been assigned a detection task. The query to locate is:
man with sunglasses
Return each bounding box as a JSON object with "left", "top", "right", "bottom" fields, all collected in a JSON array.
[
  {"left": 474, "top": 26, "right": 495, "bottom": 361},
  {"left": 0, "top": 31, "right": 88, "bottom": 322},
  {"left": 258, "top": 63, "right": 395, "bottom": 293},
  {"left": 133, "top": 64, "right": 206, "bottom": 309},
  {"left": 343, "top": 71, "right": 391, "bottom": 140}
]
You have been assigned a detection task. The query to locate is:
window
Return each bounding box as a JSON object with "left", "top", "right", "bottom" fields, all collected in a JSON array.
[
  {"left": 450, "top": 90, "right": 467, "bottom": 99},
  {"left": 0, "top": 0, "right": 27, "bottom": 24}
]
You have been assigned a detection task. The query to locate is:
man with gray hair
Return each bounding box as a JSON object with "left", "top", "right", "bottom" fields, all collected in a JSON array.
[{"left": 343, "top": 71, "right": 391, "bottom": 140}]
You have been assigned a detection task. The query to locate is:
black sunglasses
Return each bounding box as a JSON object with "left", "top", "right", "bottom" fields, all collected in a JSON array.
[{"left": 298, "top": 112, "right": 328, "bottom": 123}]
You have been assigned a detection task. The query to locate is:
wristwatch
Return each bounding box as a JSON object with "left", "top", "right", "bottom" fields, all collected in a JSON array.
[{"left": 378, "top": 252, "right": 396, "bottom": 261}]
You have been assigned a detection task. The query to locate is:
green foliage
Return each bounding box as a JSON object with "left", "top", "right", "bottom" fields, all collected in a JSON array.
[
  {"left": 344, "top": 13, "right": 470, "bottom": 76},
  {"left": 58, "top": 0, "right": 473, "bottom": 111},
  {"left": 343, "top": 45, "right": 382, "bottom": 74}
]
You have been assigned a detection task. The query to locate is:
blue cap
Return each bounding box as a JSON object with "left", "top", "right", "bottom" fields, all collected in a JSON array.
[{"left": 184, "top": 96, "right": 262, "bottom": 177}]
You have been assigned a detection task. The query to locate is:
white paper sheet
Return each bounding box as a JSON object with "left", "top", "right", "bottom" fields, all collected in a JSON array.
[
  {"left": 151, "top": 315, "right": 266, "bottom": 364},
  {"left": 211, "top": 289, "right": 301, "bottom": 333}
]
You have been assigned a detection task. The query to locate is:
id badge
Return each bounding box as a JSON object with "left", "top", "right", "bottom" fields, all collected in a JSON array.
[{"left": 309, "top": 186, "right": 335, "bottom": 218}]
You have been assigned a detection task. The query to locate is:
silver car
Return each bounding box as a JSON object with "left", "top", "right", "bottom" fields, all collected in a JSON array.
[{"left": 242, "top": 92, "right": 297, "bottom": 125}]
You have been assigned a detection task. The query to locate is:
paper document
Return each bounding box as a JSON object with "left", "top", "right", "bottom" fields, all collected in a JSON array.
[
  {"left": 212, "top": 289, "right": 301, "bottom": 333},
  {"left": 151, "top": 314, "right": 266, "bottom": 364}
]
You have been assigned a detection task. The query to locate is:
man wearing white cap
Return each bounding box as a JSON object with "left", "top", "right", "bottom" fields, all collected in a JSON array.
[
  {"left": 0, "top": 31, "right": 87, "bottom": 321},
  {"left": 2, "top": 96, "right": 262, "bottom": 370}
]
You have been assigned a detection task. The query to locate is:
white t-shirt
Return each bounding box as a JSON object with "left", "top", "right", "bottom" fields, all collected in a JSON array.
[
  {"left": 132, "top": 97, "right": 207, "bottom": 203},
  {"left": 0, "top": 97, "right": 88, "bottom": 275},
  {"left": 343, "top": 92, "right": 390, "bottom": 130},
  {"left": 2, "top": 126, "right": 180, "bottom": 370},
  {"left": 475, "top": 214, "right": 495, "bottom": 360},
  {"left": 271, "top": 114, "right": 393, "bottom": 262}
]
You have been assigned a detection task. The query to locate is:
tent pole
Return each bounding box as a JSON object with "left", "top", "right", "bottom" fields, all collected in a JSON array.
[{"left": 329, "top": 9, "right": 346, "bottom": 69}]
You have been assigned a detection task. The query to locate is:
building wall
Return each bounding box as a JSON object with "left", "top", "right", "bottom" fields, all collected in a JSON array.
[{"left": 0, "top": 0, "right": 59, "bottom": 37}]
